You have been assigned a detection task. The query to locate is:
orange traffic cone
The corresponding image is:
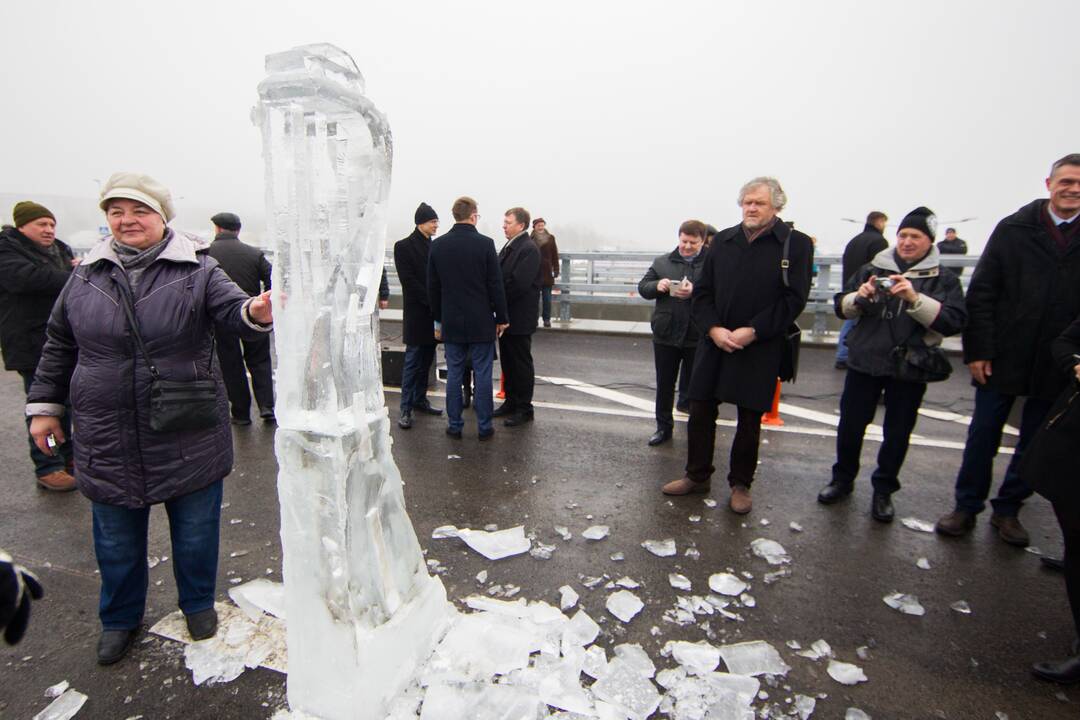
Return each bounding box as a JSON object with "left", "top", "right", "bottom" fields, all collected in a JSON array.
[
  {"left": 496, "top": 372, "right": 506, "bottom": 399},
  {"left": 761, "top": 379, "right": 784, "bottom": 426}
]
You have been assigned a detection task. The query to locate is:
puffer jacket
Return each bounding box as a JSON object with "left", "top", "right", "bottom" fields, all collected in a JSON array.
[
  {"left": 638, "top": 248, "right": 705, "bottom": 347},
  {"left": 27, "top": 230, "right": 271, "bottom": 508},
  {"left": 834, "top": 246, "right": 966, "bottom": 378}
]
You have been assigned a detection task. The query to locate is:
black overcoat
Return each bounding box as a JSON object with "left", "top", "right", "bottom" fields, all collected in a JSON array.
[
  {"left": 1024, "top": 315, "right": 1080, "bottom": 505},
  {"left": 963, "top": 199, "right": 1080, "bottom": 400},
  {"left": 498, "top": 231, "right": 542, "bottom": 335},
  {"left": 0, "top": 226, "right": 75, "bottom": 371},
  {"left": 207, "top": 231, "right": 271, "bottom": 297},
  {"left": 688, "top": 221, "right": 813, "bottom": 412},
  {"left": 638, "top": 248, "right": 705, "bottom": 348},
  {"left": 428, "top": 223, "right": 509, "bottom": 344},
  {"left": 841, "top": 224, "right": 888, "bottom": 288},
  {"left": 394, "top": 228, "right": 437, "bottom": 346}
]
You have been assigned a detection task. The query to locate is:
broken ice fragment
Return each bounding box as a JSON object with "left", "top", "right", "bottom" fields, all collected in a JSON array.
[
  {"left": 554, "top": 525, "right": 572, "bottom": 541},
  {"left": 688, "top": 515, "right": 702, "bottom": 523},
  {"left": 419, "top": 683, "right": 540, "bottom": 720},
  {"left": 668, "top": 573, "right": 692, "bottom": 591},
  {"left": 641, "top": 538, "right": 676, "bottom": 557},
  {"left": 827, "top": 660, "right": 868, "bottom": 685},
  {"left": 846, "top": 709, "right": 872, "bottom": 720},
  {"left": 564, "top": 609, "right": 600, "bottom": 647},
  {"left": 456, "top": 526, "right": 531, "bottom": 560},
  {"left": 229, "top": 550, "right": 249, "bottom": 558},
  {"left": 750, "top": 538, "right": 790, "bottom": 565},
  {"left": 789, "top": 522, "right": 803, "bottom": 532},
  {"left": 1025, "top": 546, "right": 1043, "bottom": 556},
  {"left": 613, "top": 643, "right": 656, "bottom": 678},
  {"left": 856, "top": 645, "right": 870, "bottom": 661},
  {"left": 559, "top": 585, "right": 579, "bottom": 611},
  {"left": 590, "top": 658, "right": 662, "bottom": 720},
  {"left": 431, "top": 525, "right": 460, "bottom": 539},
  {"left": 794, "top": 694, "right": 817, "bottom": 719},
  {"left": 916, "top": 557, "right": 931, "bottom": 570},
  {"left": 609, "top": 552, "right": 625, "bottom": 562},
  {"left": 476, "top": 570, "right": 488, "bottom": 584},
  {"left": 950, "top": 600, "right": 972, "bottom": 614},
  {"left": 718, "top": 641, "right": 790, "bottom": 677},
  {"left": 583, "top": 644, "right": 609, "bottom": 679},
  {"left": 708, "top": 573, "right": 748, "bottom": 596},
  {"left": 703, "top": 499, "right": 718, "bottom": 508},
  {"left": 147, "top": 556, "right": 161, "bottom": 569},
  {"left": 32, "top": 688, "right": 88, "bottom": 720},
  {"left": 229, "top": 518, "right": 242, "bottom": 525},
  {"left": 606, "top": 590, "right": 645, "bottom": 623},
  {"left": 883, "top": 592, "right": 925, "bottom": 616},
  {"left": 684, "top": 547, "right": 700, "bottom": 560},
  {"left": 759, "top": 518, "right": 770, "bottom": 526},
  {"left": 739, "top": 593, "right": 756, "bottom": 608},
  {"left": 529, "top": 542, "right": 557, "bottom": 560},
  {"left": 228, "top": 579, "right": 286, "bottom": 621},
  {"left": 44, "top": 681, "right": 70, "bottom": 699},
  {"left": 483, "top": 523, "right": 499, "bottom": 531},
  {"left": 666, "top": 640, "right": 720, "bottom": 675},
  {"left": 900, "top": 517, "right": 934, "bottom": 533},
  {"left": 583, "top": 525, "right": 610, "bottom": 541},
  {"left": 447, "top": 454, "right": 461, "bottom": 460},
  {"left": 796, "top": 639, "right": 832, "bottom": 661}
]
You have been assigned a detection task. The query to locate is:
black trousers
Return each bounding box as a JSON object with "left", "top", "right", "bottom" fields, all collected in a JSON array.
[
  {"left": 498, "top": 333, "right": 535, "bottom": 413},
  {"left": 1053, "top": 500, "right": 1080, "bottom": 640},
  {"left": 832, "top": 368, "right": 926, "bottom": 495},
  {"left": 217, "top": 333, "right": 274, "bottom": 420},
  {"left": 685, "top": 400, "right": 762, "bottom": 488},
  {"left": 653, "top": 343, "right": 696, "bottom": 432}
]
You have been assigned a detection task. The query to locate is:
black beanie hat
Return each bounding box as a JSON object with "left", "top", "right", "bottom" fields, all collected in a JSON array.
[
  {"left": 13, "top": 201, "right": 56, "bottom": 228},
  {"left": 414, "top": 202, "right": 438, "bottom": 225},
  {"left": 897, "top": 206, "right": 937, "bottom": 241},
  {"left": 211, "top": 212, "right": 242, "bottom": 232}
]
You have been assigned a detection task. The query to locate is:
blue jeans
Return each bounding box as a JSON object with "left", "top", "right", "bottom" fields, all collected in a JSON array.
[
  {"left": 444, "top": 342, "right": 494, "bottom": 435},
  {"left": 541, "top": 286, "right": 553, "bottom": 323},
  {"left": 20, "top": 370, "right": 71, "bottom": 477},
  {"left": 835, "top": 319, "right": 855, "bottom": 363},
  {"left": 92, "top": 480, "right": 223, "bottom": 629},
  {"left": 954, "top": 385, "right": 1053, "bottom": 517},
  {"left": 399, "top": 344, "right": 436, "bottom": 412}
]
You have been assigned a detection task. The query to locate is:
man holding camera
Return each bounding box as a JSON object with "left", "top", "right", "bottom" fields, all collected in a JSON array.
[{"left": 936, "top": 154, "right": 1080, "bottom": 546}]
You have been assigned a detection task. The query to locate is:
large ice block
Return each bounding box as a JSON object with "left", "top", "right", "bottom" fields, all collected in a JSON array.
[{"left": 255, "top": 44, "right": 452, "bottom": 719}]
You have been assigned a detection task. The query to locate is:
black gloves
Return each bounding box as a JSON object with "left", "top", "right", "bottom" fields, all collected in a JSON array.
[{"left": 0, "top": 550, "right": 44, "bottom": 645}]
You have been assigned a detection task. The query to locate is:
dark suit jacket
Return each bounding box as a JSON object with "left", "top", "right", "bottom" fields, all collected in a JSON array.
[
  {"left": 207, "top": 232, "right": 271, "bottom": 297},
  {"left": 394, "top": 228, "right": 437, "bottom": 346},
  {"left": 499, "top": 231, "right": 542, "bottom": 335},
  {"left": 428, "top": 223, "right": 508, "bottom": 344}
]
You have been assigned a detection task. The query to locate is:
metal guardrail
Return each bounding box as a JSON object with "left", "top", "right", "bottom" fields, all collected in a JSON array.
[{"left": 380, "top": 250, "right": 981, "bottom": 336}]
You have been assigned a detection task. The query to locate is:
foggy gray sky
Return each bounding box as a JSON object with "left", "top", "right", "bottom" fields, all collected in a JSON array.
[{"left": 2, "top": 0, "right": 1078, "bottom": 254}]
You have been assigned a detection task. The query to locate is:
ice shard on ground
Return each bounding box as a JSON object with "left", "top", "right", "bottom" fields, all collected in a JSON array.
[{"left": 255, "top": 43, "right": 452, "bottom": 719}]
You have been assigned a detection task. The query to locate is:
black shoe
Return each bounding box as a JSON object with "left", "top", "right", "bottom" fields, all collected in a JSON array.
[
  {"left": 492, "top": 402, "right": 515, "bottom": 418},
  {"left": 1041, "top": 556, "right": 1066, "bottom": 572},
  {"left": 1033, "top": 653, "right": 1080, "bottom": 685},
  {"left": 648, "top": 429, "right": 672, "bottom": 446},
  {"left": 259, "top": 408, "right": 276, "bottom": 422},
  {"left": 478, "top": 429, "right": 494, "bottom": 441},
  {"left": 543, "top": 320, "right": 552, "bottom": 328},
  {"left": 397, "top": 410, "right": 413, "bottom": 429},
  {"left": 817, "top": 481, "right": 853, "bottom": 505},
  {"left": 834, "top": 360, "right": 847, "bottom": 370},
  {"left": 871, "top": 492, "right": 895, "bottom": 523},
  {"left": 185, "top": 608, "right": 218, "bottom": 641},
  {"left": 97, "top": 628, "right": 139, "bottom": 665},
  {"left": 231, "top": 416, "right": 252, "bottom": 426},
  {"left": 503, "top": 411, "right": 534, "bottom": 427},
  {"left": 675, "top": 401, "right": 690, "bottom": 413},
  {"left": 445, "top": 427, "right": 462, "bottom": 439},
  {"left": 462, "top": 391, "right": 472, "bottom": 409},
  {"left": 414, "top": 401, "right": 443, "bottom": 416}
]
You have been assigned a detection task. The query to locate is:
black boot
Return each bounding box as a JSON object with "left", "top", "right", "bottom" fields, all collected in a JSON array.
[
  {"left": 397, "top": 410, "right": 413, "bottom": 429},
  {"left": 871, "top": 492, "right": 895, "bottom": 523},
  {"left": 493, "top": 402, "right": 515, "bottom": 418},
  {"left": 648, "top": 428, "right": 672, "bottom": 446},
  {"left": 817, "top": 481, "right": 853, "bottom": 505},
  {"left": 185, "top": 608, "right": 218, "bottom": 641},
  {"left": 1033, "top": 652, "right": 1080, "bottom": 685},
  {"left": 97, "top": 628, "right": 139, "bottom": 665}
]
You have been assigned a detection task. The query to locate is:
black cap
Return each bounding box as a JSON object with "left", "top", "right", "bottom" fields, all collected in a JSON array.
[
  {"left": 897, "top": 206, "right": 937, "bottom": 241},
  {"left": 211, "top": 212, "right": 241, "bottom": 232},
  {"left": 414, "top": 202, "right": 438, "bottom": 225}
]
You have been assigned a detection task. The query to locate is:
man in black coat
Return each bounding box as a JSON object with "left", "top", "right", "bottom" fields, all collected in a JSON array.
[
  {"left": 936, "top": 154, "right": 1080, "bottom": 546},
  {"left": 835, "top": 211, "right": 888, "bottom": 369},
  {"left": 937, "top": 227, "right": 969, "bottom": 277},
  {"left": 207, "top": 212, "right": 275, "bottom": 425},
  {"left": 662, "top": 178, "right": 813, "bottom": 515},
  {"left": 428, "top": 197, "right": 509, "bottom": 440},
  {"left": 495, "top": 207, "right": 542, "bottom": 427},
  {"left": 0, "top": 201, "right": 76, "bottom": 491},
  {"left": 393, "top": 202, "right": 442, "bottom": 429}
]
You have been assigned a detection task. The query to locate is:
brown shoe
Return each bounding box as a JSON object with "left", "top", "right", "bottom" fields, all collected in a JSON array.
[
  {"left": 662, "top": 477, "right": 710, "bottom": 496},
  {"left": 935, "top": 510, "right": 975, "bottom": 537},
  {"left": 991, "top": 514, "right": 1030, "bottom": 547},
  {"left": 37, "top": 470, "right": 77, "bottom": 492},
  {"left": 729, "top": 485, "right": 752, "bottom": 514}
]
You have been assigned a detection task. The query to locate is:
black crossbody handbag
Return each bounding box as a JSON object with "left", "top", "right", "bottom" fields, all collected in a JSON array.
[
  {"left": 118, "top": 287, "right": 220, "bottom": 433},
  {"left": 777, "top": 231, "right": 802, "bottom": 383}
]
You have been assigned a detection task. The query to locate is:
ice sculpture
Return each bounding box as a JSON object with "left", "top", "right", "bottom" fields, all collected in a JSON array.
[{"left": 254, "top": 44, "right": 452, "bottom": 719}]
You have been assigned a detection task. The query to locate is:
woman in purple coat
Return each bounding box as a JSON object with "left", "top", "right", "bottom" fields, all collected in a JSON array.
[{"left": 26, "top": 173, "right": 274, "bottom": 665}]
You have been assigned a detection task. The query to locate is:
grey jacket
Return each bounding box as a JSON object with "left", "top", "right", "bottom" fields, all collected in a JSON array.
[{"left": 638, "top": 249, "right": 705, "bottom": 347}]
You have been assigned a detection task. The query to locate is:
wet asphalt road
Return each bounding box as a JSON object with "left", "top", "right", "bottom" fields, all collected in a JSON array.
[{"left": 0, "top": 325, "right": 1075, "bottom": 719}]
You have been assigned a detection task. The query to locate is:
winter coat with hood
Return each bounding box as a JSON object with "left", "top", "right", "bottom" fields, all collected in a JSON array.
[
  {"left": 638, "top": 248, "right": 706, "bottom": 348},
  {"left": 963, "top": 199, "right": 1080, "bottom": 400},
  {"left": 835, "top": 245, "right": 966, "bottom": 379},
  {"left": 0, "top": 225, "right": 75, "bottom": 372},
  {"left": 27, "top": 230, "right": 271, "bottom": 509}
]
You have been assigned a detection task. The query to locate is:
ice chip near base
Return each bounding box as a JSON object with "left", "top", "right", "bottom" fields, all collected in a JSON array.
[
  {"left": 613, "top": 643, "right": 657, "bottom": 678},
  {"left": 827, "top": 660, "right": 868, "bottom": 685},
  {"left": 590, "top": 657, "right": 662, "bottom": 720},
  {"left": 641, "top": 538, "right": 677, "bottom": 557},
  {"left": 666, "top": 640, "right": 721, "bottom": 675},
  {"left": 796, "top": 639, "right": 833, "bottom": 661},
  {"left": 431, "top": 525, "right": 460, "bottom": 539},
  {"left": 846, "top": 709, "right": 872, "bottom": 720},
  {"left": 900, "top": 517, "right": 935, "bottom": 533},
  {"left": 559, "top": 585, "right": 580, "bottom": 611},
  {"left": 554, "top": 525, "right": 573, "bottom": 541},
  {"left": 750, "top": 538, "right": 790, "bottom": 565},
  {"left": 916, "top": 557, "right": 932, "bottom": 570},
  {"left": 794, "top": 694, "right": 817, "bottom": 719},
  {"left": 44, "top": 681, "right": 70, "bottom": 699},
  {"left": 606, "top": 589, "right": 645, "bottom": 623},
  {"left": 582, "top": 525, "right": 610, "bottom": 540},
  {"left": 456, "top": 526, "right": 532, "bottom": 560},
  {"left": 883, "top": 592, "right": 926, "bottom": 616},
  {"left": 708, "top": 573, "right": 748, "bottom": 596},
  {"left": 717, "top": 640, "right": 790, "bottom": 677},
  {"left": 789, "top": 521, "right": 804, "bottom": 532},
  {"left": 668, "top": 573, "right": 692, "bottom": 591},
  {"left": 703, "top": 498, "right": 718, "bottom": 508},
  {"left": 950, "top": 600, "right": 973, "bottom": 614},
  {"left": 615, "top": 576, "right": 640, "bottom": 589},
  {"left": 32, "top": 688, "right": 88, "bottom": 720}
]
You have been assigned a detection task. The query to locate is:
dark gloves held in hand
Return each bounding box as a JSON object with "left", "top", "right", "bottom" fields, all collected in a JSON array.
[{"left": 0, "top": 550, "right": 44, "bottom": 645}]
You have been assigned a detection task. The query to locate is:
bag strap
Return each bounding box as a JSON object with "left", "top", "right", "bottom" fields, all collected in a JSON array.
[
  {"left": 780, "top": 230, "right": 791, "bottom": 288},
  {"left": 116, "top": 280, "right": 161, "bottom": 381}
]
